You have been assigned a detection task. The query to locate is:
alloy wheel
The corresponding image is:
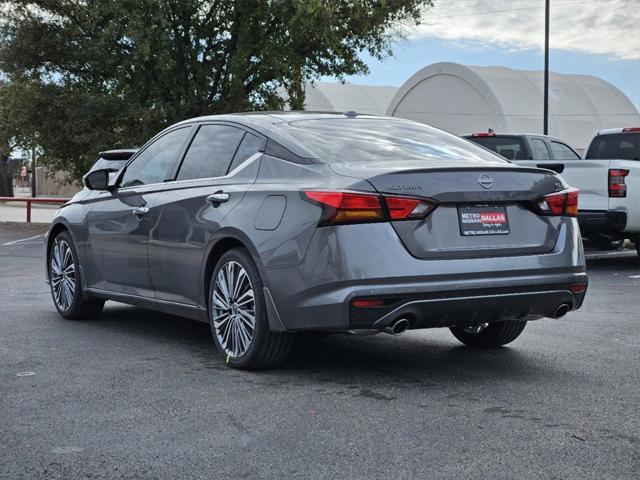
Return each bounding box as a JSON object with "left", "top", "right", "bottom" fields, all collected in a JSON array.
[
  {"left": 212, "top": 261, "right": 256, "bottom": 358},
  {"left": 50, "top": 240, "right": 76, "bottom": 311}
]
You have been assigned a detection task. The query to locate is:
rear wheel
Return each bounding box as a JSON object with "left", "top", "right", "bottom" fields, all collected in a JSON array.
[
  {"left": 586, "top": 234, "right": 623, "bottom": 251},
  {"left": 450, "top": 321, "right": 526, "bottom": 347},
  {"left": 48, "top": 231, "right": 104, "bottom": 320},
  {"left": 209, "top": 248, "right": 292, "bottom": 370}
]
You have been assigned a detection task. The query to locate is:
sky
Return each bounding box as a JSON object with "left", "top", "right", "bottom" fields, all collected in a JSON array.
[{"left": 342, "top": 0, "right": 640, "bottom": 110}]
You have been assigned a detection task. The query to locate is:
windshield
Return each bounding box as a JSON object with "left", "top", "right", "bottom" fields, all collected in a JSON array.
[
  {"left": 278, "top": 118, "right": 508, "bottom": 164},
  {"left": 586, "top": 133, "right": 640, "bottom": 160}
]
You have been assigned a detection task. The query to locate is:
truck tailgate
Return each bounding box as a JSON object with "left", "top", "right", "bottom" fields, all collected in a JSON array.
[{"left": 517, "top": 159, "right": 611, "bottom": 211}]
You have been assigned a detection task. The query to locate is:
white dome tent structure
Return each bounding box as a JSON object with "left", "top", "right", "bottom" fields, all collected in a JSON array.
[
  {"left": 286, "top": 82, "right": 398, "bottom": 116},
  {"left": 385, "top": 62, "right": 640, "bottom": 151}
]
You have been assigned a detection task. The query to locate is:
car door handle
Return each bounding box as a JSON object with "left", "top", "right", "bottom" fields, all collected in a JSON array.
[
  {"left": 206, "top": 192, "right": 230, "bottom": 204},
  {"left": 537, "top": 163, "right": 565, "bottom": 174},
  {"left": 132, "top": 206, "right": 149, "bottom": 218}
]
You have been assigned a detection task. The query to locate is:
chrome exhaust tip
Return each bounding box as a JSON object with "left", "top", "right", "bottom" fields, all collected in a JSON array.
[
  {"left": 552, "top": 303, "right": 571, "bottom": 319},
  {"left": 383, "top": 318, "right": 410, "bottom": 335}
]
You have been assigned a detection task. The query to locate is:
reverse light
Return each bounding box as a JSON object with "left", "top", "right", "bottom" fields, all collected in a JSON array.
[
  {"left": 537, "top": 188, "right": 579, "bottom": 217},
  {"left": 609, "top": 169, "right": 629, "bottom": 198},
  {"left": 302, "top": 191, "right": 437, "bottom": 226}
]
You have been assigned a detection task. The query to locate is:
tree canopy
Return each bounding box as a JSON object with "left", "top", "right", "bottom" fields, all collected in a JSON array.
[{"left": 0, "top": 0, "right": 432, "bottom": 179}]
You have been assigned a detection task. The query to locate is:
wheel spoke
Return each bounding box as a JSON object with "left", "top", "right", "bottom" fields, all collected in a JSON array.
[
  {"left": 213, "top": 291, "right": 230, "bottom": 310},
  {"left": 225, "top": 263, "right": 235, "bottom": 299},
  {"left": 232, "top": 269, "right": 248, "bottom": 300},
  {"left": 216, "top": 270, "right": 231, "bottom": 304},
  {"left": 237, "top": 308, "right": 255, "bottom": 324},
  {"left": 62, "top": 244, "right": 72, "bottom": 268},
  {"left": 235, "top": 288, "right": 254, "bottom": 305}
]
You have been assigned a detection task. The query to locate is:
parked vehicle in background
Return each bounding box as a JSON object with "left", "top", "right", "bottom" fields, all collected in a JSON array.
[
  {"left": 465, "top": 130, "right": 640, "bottom": 256},
  {"left": 87, "top": 149, "right": 137, "bottom": 179},
  {"left": 45, "top": 113, "right": 588, "bottom": 370}
]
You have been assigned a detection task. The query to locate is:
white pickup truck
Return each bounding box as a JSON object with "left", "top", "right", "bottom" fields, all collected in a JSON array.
[{"left": 464, "top": 128, "right": 640, "bottom": 256}]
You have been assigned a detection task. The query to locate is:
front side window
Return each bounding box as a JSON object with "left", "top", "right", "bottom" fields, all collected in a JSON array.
[
  {"left": 550, "top": 141, "right": 580, "bottom": 160},
  {"left": 467, "top": 136, "right": 527, "bottom": 160},
  {"left": 176, "top": 125, "right": 245, "bottom": 181},
  {"left": 531, "top": 139, "right": 551, "bottom": 160},
  {"left": 120, "top": 128, "right": 191, "bottom": 187}
]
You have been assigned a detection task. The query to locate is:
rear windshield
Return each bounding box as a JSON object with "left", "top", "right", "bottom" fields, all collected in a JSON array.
[
  {"left": 278, "top": 118, "right": 508, "bottom": 164},
  {"left": 466, "top": 136, "right": 528, "bottom": 160},
  {"left": 586, "top": 133, "right": 640, "bottom": 160}
]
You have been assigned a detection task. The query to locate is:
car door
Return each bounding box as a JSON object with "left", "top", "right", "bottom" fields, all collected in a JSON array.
[
  {"left": 83, "top": 126, "right": 193, "bottom": 297},
  {"left": 146, "top": 123, "right": 265, "bottom": 306}
]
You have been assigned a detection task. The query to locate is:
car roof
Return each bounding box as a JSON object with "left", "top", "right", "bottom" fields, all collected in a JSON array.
[
  {"left": 594, "top": 127, "right": 640, "bottom": 136},
  {"left": 168, "top": 111, "right": 398, "bottom": 160}
]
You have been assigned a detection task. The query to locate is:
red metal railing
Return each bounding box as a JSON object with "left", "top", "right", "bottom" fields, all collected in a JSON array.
[{"left": 0, "top": 197, "right": 71, "bottom": 223}]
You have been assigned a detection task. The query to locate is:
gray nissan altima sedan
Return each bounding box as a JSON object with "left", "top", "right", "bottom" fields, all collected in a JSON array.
[{"left": 45, "top": 112, "right": 588, "bottom": 369}]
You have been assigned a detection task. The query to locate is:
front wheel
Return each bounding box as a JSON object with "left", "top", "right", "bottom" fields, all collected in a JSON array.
[
  {"left": 48, "top": 231, "right": 104, "bottom": 320},
  {"left": 209, "top": 248, "right": 292, "bottom": 370},
  {"left": 450, "top": 321, "right": 527, "bottom": 348}
]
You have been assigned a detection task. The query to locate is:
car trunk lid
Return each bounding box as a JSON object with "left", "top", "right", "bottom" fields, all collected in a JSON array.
[{"left": 330, "top": 161, "right": 567, "bottom": 259}]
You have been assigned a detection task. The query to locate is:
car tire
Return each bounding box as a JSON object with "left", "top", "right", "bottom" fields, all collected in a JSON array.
[
  {"left": 48, "top": 231, "right": 105, "bottom": 320},
  {"left": 449, "top": 320, "right": 527, "bottom": 347},
  {"left": 208, "top": 248, "right": 292, "bottom": 370},
  {"left": 587, "top": 234, "right": 623, "bottom": 251}
]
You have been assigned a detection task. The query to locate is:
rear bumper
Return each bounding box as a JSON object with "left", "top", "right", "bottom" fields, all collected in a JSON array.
[
  {"left": 578, "top": 210, "right": 627, "bottom": 234},
  {"left": 263, "top": 219, "right": 587, "bottom": 332},
  {"left": 353, "top": 284, "right": 586, "bottom": 331}
]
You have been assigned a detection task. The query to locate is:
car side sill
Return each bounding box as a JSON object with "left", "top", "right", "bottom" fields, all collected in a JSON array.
[{"left": 86, "top": 287, "right": 208, "bottom": 323}]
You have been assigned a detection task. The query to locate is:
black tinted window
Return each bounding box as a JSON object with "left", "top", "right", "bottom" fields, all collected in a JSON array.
[
  {"left": 279, "top": 118, "right": 507, "bottom": 164},
  {"left": 531, "top": 139, "right": 551, "bottom": 160},
  {"left": 121, "top": 128, "right": 190, "bottom": 187},
  {"left": 228, "top": 133, "right": 262, "bottom": 173},
  {"left": 467, "top": 136, "right": 527, "bottom": 160},
  {"left": 177, "top": 125, "right": 245, "bottom": 180},
  {"left": 550, "top": 141, "right": 580, "bottom": 160},
  {"left": 586, "top": 133, "right": 640, "bottom": 160}
]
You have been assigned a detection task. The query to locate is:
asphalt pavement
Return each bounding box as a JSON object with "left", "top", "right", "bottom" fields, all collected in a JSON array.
[{"left": 1, "top": 222, "right": 639, "bottom": 479}]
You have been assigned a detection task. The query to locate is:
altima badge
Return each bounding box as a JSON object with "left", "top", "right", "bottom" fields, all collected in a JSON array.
[{"left": 478, "top": 174, "right": 494, "bottom": 189}]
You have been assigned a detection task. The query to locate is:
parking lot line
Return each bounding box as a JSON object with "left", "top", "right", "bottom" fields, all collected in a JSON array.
[{"left": 1, "top": 234, "right": 44, "bottom": 246}]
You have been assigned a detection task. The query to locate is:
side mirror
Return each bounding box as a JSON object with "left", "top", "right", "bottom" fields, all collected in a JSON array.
[{"left": 84, "top": 169, "right": 110, "bottom": 191}]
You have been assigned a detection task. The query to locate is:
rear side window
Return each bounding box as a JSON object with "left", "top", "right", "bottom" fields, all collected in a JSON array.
[
  {"left": 228, "top": 133, "right": 263, "bottom": 173},
  {"left": 550, "top": 141, "right": 580, "bottom": 160},
  {"left": 586, "top": 133, "right": 640, "bottom": 160},
  {"left": 177, "top": 125, "right": 245, "bottom": 180},
  {"left": 531, "top": 139, "right": 551, "bottom": 160},
  {"left": 466, "top": 136, "right": 527, "bottom": 160}
]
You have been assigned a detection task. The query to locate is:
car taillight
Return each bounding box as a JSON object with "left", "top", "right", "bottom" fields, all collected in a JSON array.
[
  {"left": 609, "top": 169, "right": 629, "bottom": 198},
  {"left": 621, "top": 127, "right": 640, "bottom": 132},
  {"left": 385, "top": 196, "right": 436, "bottom": 220},
  {"left": 302, "top": 191, "right": 437, "bottom": 226},
  {"left": 536, "top": 188, "right": 579, "bottom": 217},
  {"left": 302, "top": 191, "right": 385, "bottom": 226},
  {"left": 471, "top": 132, "right": 496, "bottom": 137}
]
